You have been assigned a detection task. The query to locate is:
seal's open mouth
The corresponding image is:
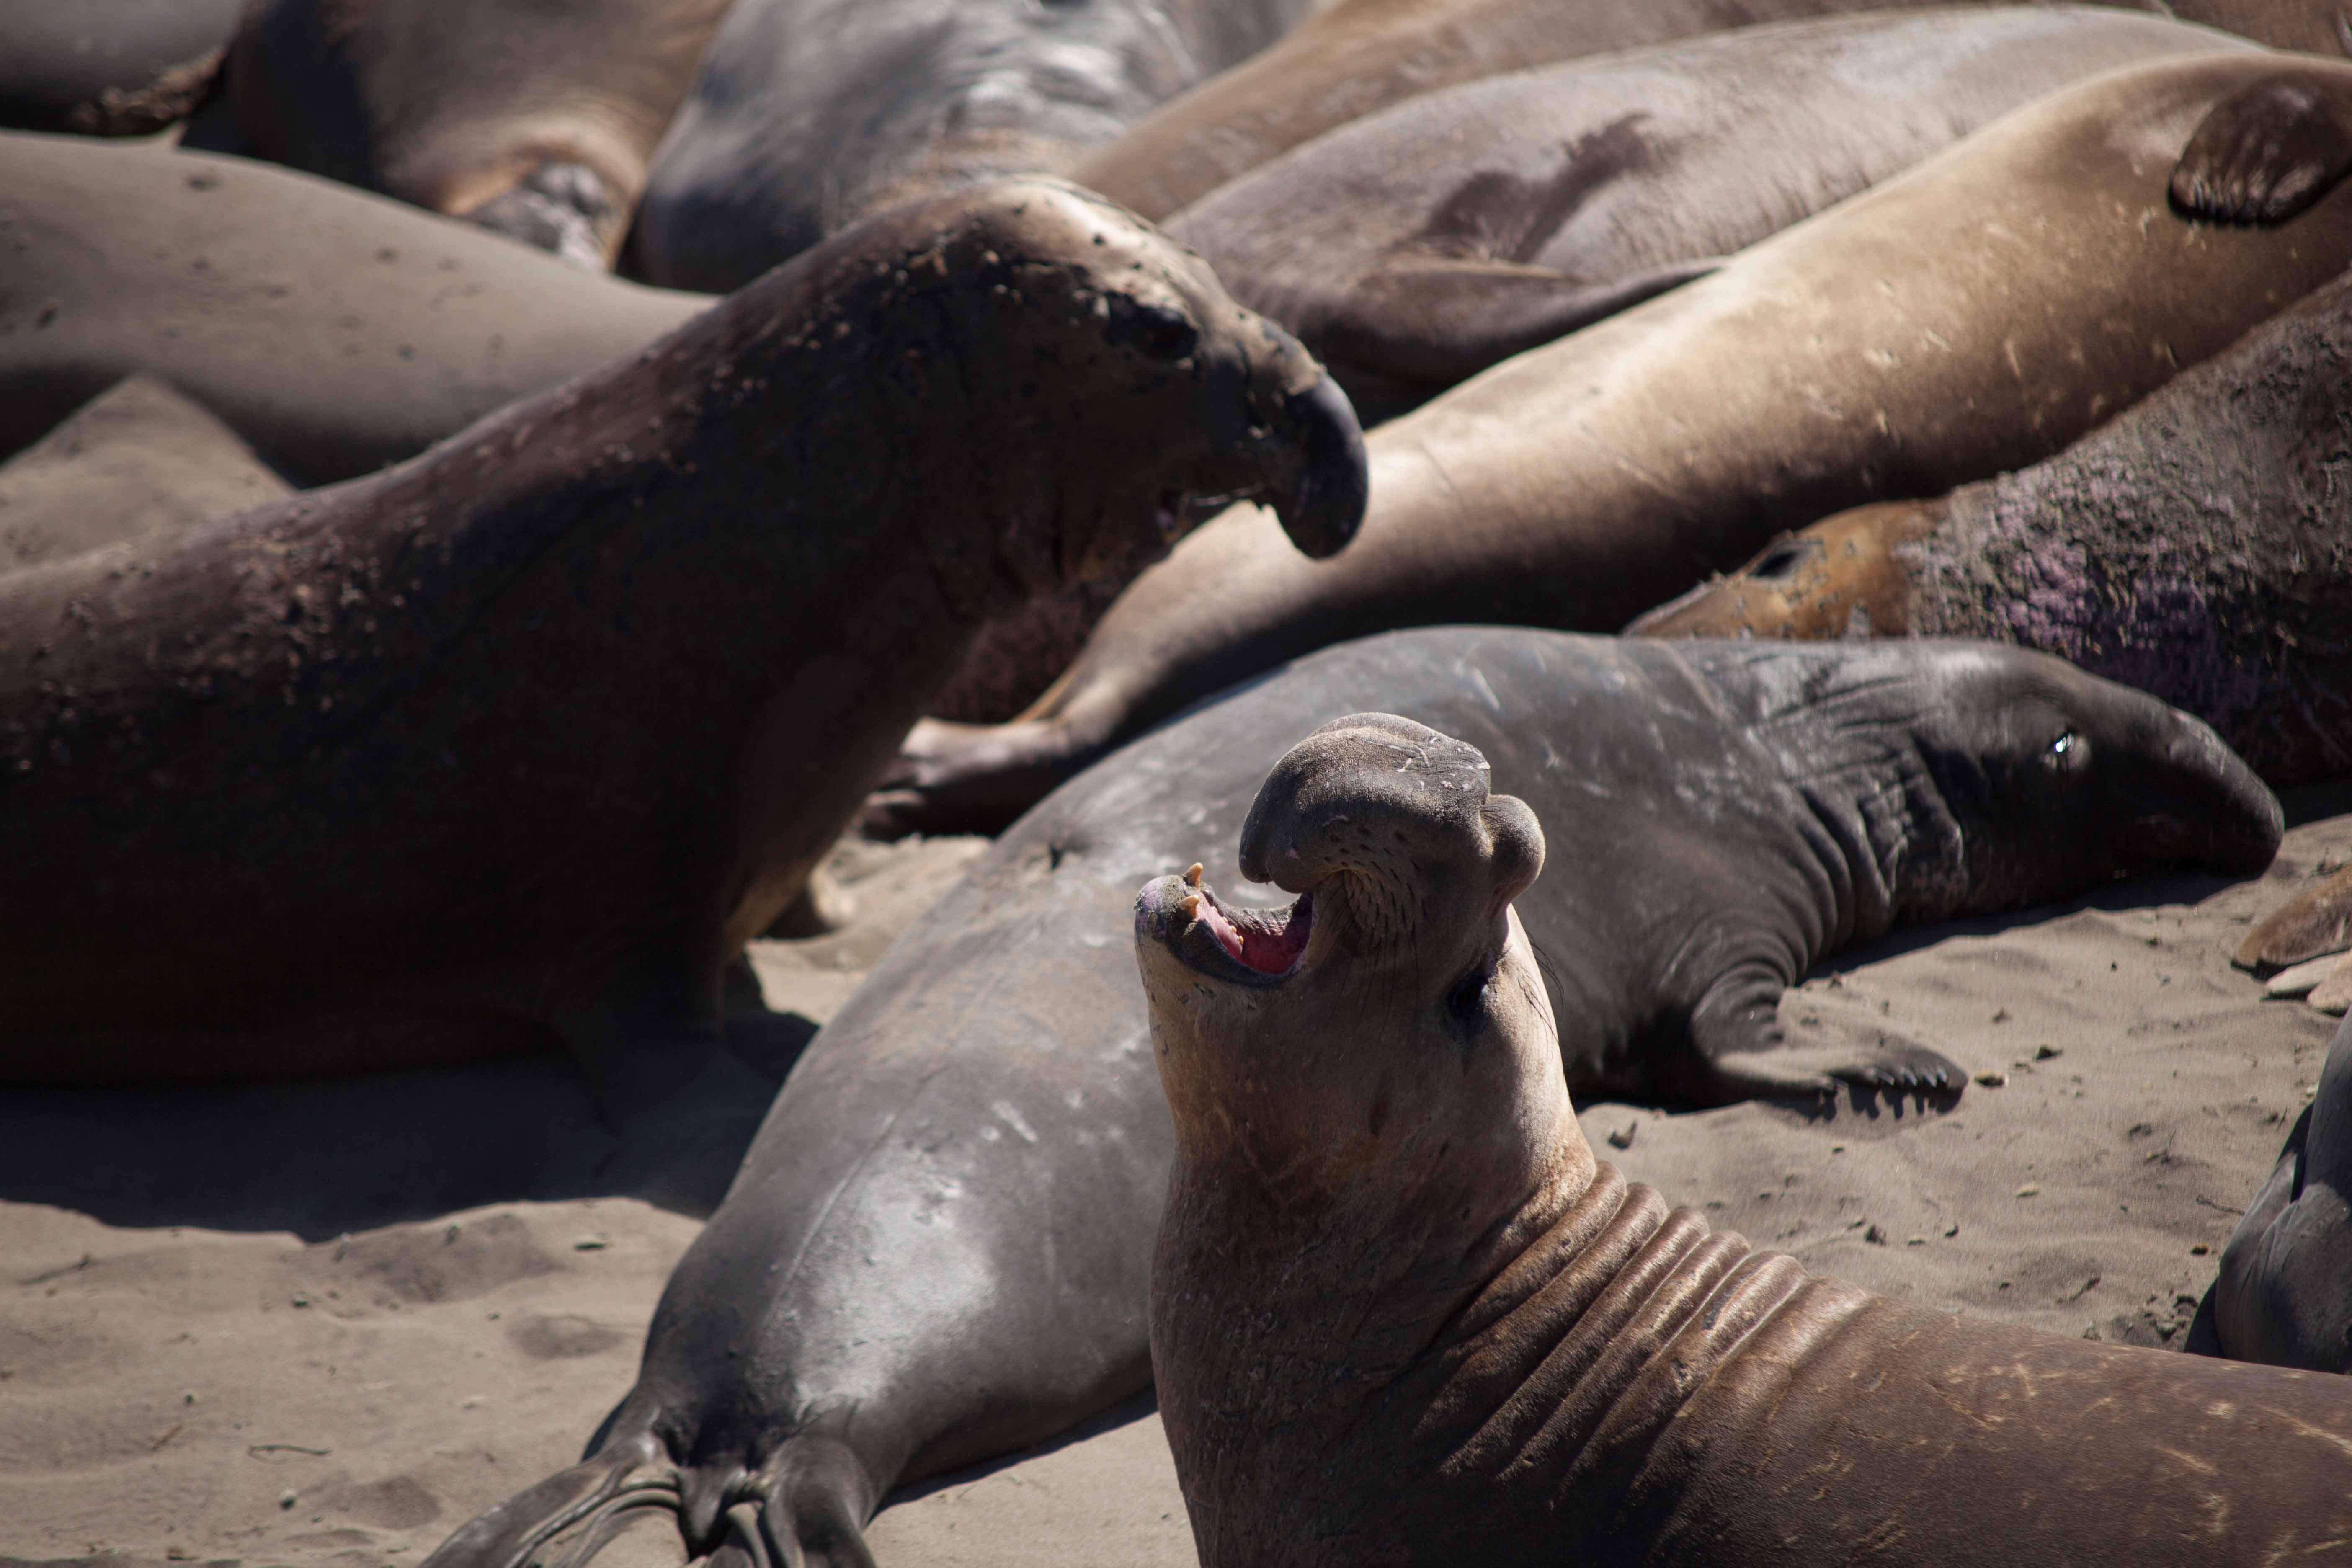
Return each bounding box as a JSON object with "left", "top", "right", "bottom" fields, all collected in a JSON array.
[{"left": 1168, "top": 862, "right": 1312, "bottom": 981}]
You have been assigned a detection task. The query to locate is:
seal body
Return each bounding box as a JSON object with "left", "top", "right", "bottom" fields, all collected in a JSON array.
[
  {"left": 0, "top": 178, "right": 1364, "bottom": 1099},
  {"left": 1630, "top": 260, "right": 2352, "bottom": 787},
  {"left": 223, "top": 0, "right": 732, "bottom": 268},
  {"left": 627, "top": 0, "right": 1320, "bottom": 291},
  {"left": 1138, "top": 714, "right": 2352, "bottom": 1568},
  {"left": 1077, "top": 0, "right": 2344, "bottom": 221},
  {"left": 0, "top": 0, "right": 240, "bottom": 136},
  {"left": 0, "top": 132, "right": 709, "bottom": 483},
  {"left": 423, "top": 628, "right": 2276, "bottom": 1568},
  {"left": 877, "top": 53, "right": 2352, "bottom": 836},
  {"left": 1172, "top": 9, "right": 2253, "bottom": 422}
]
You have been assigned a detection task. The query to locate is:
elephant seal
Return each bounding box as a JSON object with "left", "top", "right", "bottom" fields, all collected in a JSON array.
[
  {"left": 0, "top": 177, "right": 1364, "bottom": 1104},
  {"left": 1171, "top": 9, "right": 2254, "bottom": 422},
  {"left": 1138, "top": 714, "right": 2352, "bottom": 1567},
  {"left": 874, "top": 54, "right": 2352, "bottom": 836},
  {"left": 223, "top": 0, "right": 732, "bottom": 268},
  {"left": 0, "top": 132, "right": 710, "bottom": 482},
  {"left": 1076, "top": 0, "right": 2345, "bottom": 222},
  {"left": 424, "top": 628, "right": 2277, "bottom": 1568},
  {"left": 0, "top": 0, "right": 241, "bottom": 136},
  {"left": 625, "top": 0, "right": 1320, "bottom": 291},
  {"left": 0, "top": 374, "right": 291, "bottom": 568},
  {"left": 1628, "top": 255, "right": 2352, "bottom": 788}
]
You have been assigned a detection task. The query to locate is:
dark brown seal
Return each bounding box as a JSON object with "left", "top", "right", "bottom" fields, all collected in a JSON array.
[
  {"left": 1628, "top": 228, "right": 2352, "bottom": 788},
  {"left": 0, "top": 178, "right": 1363, "bottom": 1106},
  {"left": 876, "top": 54, "right": 2352, "bottom": 834},
  {"left": 222, "top": 0, "right": 732, "bottom": 268},
  {"left": 1136, "top": 714, "right": 2352, "bottom": 1567}
]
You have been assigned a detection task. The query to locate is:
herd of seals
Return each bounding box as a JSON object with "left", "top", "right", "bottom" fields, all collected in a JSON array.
[{"left": 9, "top": 0, "right": 2352, "bottom": 1563}]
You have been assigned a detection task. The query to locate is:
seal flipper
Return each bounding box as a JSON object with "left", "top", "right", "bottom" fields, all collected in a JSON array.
[
  {"left": 418, "top": 1433, "right": 682, "bottom": 1568},
  {"left": 1682, "top": 962, "right": 1961, "bottom": 1105},
  {"left": 1315, "top": 254, "right": 1723, "bottom": 392},
  {"left": 2169, "top": 75, "right": 2352, "bottom": 225}
]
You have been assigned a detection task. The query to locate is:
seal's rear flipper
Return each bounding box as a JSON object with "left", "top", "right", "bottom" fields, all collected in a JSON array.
[
  {"left": 420, "top": 1434, "right": 683, "bottom": 1568},
  {"left": 2169, "top": 75, "right": 2352, "bottom": 224},
  {"left": 1315, "top": 254, "right": 1723, "bottom": 392},
  {"left": 1685, "top": 969, "right": 1960, "bottom": 1105}
]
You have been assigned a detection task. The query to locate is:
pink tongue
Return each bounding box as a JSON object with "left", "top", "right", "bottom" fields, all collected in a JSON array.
[{"left": 1202, "top": 900, "right": 1302, "bottom": 975}]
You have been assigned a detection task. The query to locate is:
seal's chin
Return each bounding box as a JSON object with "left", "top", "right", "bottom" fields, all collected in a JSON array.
[{"left": 1150, "top": 865, "right": 1313, "bottom": 985}]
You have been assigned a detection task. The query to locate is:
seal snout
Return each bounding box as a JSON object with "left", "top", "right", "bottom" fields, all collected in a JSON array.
[
  {"left": 1259, "top": 373, "right": 1369, "bottom": 561},
  {"left": 1135, "top": 866, "right": 1313, "bottom": 986},
  {"left": 2124, "top": 710, "right": 2283, "bottom": 877}
]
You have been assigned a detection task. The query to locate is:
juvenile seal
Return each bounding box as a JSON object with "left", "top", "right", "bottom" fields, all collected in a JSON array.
[
  {"left": 1137, "top": 714, "right": 2352, "bottom": 1566},
  {"left": 1629, "top": 255, "right": 2352, "bottom": 788},
  {"left": 1171, "top": 9, "right": 2253, "bottom": 421},
  {"left": 223, "top": 0, "right": 733, "bottom": 268},
  {"left": 0, "top": 0, "right": 241, "bottom": 136},
  {"left": 626, "top": 0, "right": 1321, "bottom": 291},
  {"left": 426, "top": 628, "right": 2277, "bottom": 1568},
  {"left": 877, "top": 54, "right": 2352, "bottom": 835},
  {"left": 0, "top": 132, "right": 710, "bottom": 482},
  {"left": 1076, "top": 0, "right": 2344, "bottom": 222},
  {"left": 0, "top": 178, "right": 1364, "bottom": 1103},
  {"left": 2193, "top": 1011, "right": 2352, "bottom": 1370}
]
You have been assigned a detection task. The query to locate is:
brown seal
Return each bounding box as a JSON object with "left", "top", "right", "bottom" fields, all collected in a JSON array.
[
  {"left": 1627, "top": 209, "right": 2352, "bottom": 788},
  {"left": 0, "top": 178, "right": 1363, "bottom": 1106},
  {"left": 222, "top": 0, "right": 732, "bottom": 268},
  {"left": 1135, "top": 714, "right": 2352, "bottom": 1567},
  {"left": 875, "top": 54, "right": 2352, "bottom": 834},
  {"left": 1076, "top": 0, "right": 2349, "bottom": 223}
]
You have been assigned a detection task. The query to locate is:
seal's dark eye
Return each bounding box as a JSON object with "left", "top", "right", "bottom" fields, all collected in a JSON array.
[
  {"left": 2044, "top": 730, "right": 2087, "bottom": 770},
  {"left": 1747, "top": 536, "right": 1820, "bottom": 582},
  {"left": 1106, "top": 297, "right": 1198, "bottom": 361},
  {"left": 1446, "top": 954, "right": 1497, "bottom": 1028}
]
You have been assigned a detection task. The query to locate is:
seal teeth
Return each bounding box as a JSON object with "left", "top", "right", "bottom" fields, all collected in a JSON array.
[
  {"left": 1181, "top": 892, "right": 1202, "bottom": 920},
  {"left": 1184, "top": 863, "right": 1204, "bottom": 887}
]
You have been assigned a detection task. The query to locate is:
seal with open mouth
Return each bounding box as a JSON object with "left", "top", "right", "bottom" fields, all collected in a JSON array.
[{"left": 1139, "top": 713, "right": 2352, "bottom": 1567}]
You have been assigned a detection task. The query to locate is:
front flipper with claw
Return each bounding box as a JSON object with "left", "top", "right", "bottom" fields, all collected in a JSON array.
[
  {"left": 1681, "top": 962, "right": 1962, "bottom": 1106},
  {"left": 2169, "top": 72, "right": 2352, "bottom": 225},
  {"left": 421, "top": 1434, "right": 683, "bottom": 1568}
]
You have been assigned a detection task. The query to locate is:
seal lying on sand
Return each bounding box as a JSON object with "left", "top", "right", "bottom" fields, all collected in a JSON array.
[
  {"left": 0, "top": 178, "right": 1364, "bottom": 1102},
  {"left": 0, "top": 132, "right": 709, "bottom": 482},
  {"left": 625, "top": 0, "right": 1320, "bottom": 291},
  {"left": 1139, "top": 714, "right": 2352, "bottom": 1567},
  {"left": 2194, "top": 1011, "right": 2352, "bottom": 1371},
  {"left": 0, "top": 0, "right": 241, "bottom": 136},
  {"left": 1171, "top": 8, "right": 2252, "bottom": 422},
  {"left": 876, "top": 54, "right": 2352, "bottom": 835},
  {"left": 424, "top": 628, "right": 2276, "bottom": 1568},
  {"left": 1077, "top": 0, "right": 2344, "bottom": 222},
  {"left": 223, "top": 0, "right": 732, "bottom": 268},
  {"left": 1628, "top": 259, "right": 2352, "bottom": 788}
]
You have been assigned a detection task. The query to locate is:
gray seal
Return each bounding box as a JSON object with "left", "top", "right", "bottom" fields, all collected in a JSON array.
[
  {"left": 0, "top": 0, "right": 241, "bottom": 137},
  {"left": 1138, "top": 713, "right": 2352, "bottom": 1568},
  {"left": 0, "top": 179, "right": 1364, "bottom": 1109},
  {"left": 425, "top": 627, "right": 2276, "bottom": 1568}
]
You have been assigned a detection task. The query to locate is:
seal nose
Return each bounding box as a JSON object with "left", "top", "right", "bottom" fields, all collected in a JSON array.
[
  {"left": 2126, "top": 712, "right": 2282, "bottom": 877},
  {"left": 1260, "top": 374, "right": 1367, "bottom": 561}
]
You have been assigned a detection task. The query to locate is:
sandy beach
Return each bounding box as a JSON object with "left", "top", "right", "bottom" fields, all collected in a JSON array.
[{"left": 6, "top": 783, "right": 2348, "bottom": 1567}]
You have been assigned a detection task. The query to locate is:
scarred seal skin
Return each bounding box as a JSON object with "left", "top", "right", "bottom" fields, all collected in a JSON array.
[
  {"left": 222, "top": 0, "right": 733, "bottom": 269},
  {"left": 1629, "top": 243, "right": 2352, "bottom": 789},
  {"left": 0, "top": 178, "right": 1364, "bottom": 1104},
  {"left": 872, "top": 54, "right": 2352, "bottom": 836},
  {"left": 624, "top": 0, "right": 1322, "bottom": 292},
  {"left": 421, "top": 627, "right": 2277, "bottom": 1568},
  {"left": 0, "top": 132, "right": 712, "bottom": 484},
  {"left": 1140, "top": 715, "right": 2352, "bottom": 1568},
  {"left": 1170, "top": 7, "right": 2252, "bottom": 422},
  {"left": 1076, "top": 0, "right": 2347, "bottom": 222}
]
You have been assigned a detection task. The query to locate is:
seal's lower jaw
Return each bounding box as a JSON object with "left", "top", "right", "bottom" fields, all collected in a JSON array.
[{"left": 1136, "top": 869, "right": 1313, "bottom": 988}]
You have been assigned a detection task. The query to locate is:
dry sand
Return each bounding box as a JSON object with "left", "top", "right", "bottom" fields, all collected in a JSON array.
[{"left": 6, "top": 785, "right": 2350, "bottom": 1568}]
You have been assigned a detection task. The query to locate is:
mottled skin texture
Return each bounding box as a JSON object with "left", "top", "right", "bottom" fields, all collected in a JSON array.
[
  {"left": 427, "top": 628, "right": 2278, "bottom": 1568},
  {"left": 0, "top": 0, "right": 241, "bottom": 135},
  {"left": 0, "top": 179, "right": 1362, "bottom": 1103},
  {"left": 0, "top": 133, "right": 709, "bottom": 484},
  {"left": 224, "top": 0, "right": 732, "bottom": 269},
  {"left": 625, "top": 0, "right": 1322, "bottom": 293},
  {"left": 1632, "top": 244, "right": 2352, "bottom": 788},
  {"left": 1140, "top": 715, "right": 2352, "bottom": 1568},
  {"left": 2195, "top": 1012, "right": 2352, "bottom": 1372},
  {"left": 877, "top": 54, "right": 2352, "bottom": 836},
  {"left": 1172, "top": 8, "right": 2248, "bottom": 423},
  {"left": 1075, "top": 0, "right": 2347, "bottom": 222}
]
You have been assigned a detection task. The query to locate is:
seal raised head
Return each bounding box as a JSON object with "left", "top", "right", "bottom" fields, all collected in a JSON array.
[{"left": 1140, "top": 715, "right": 2352, "bottom": 1567}]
